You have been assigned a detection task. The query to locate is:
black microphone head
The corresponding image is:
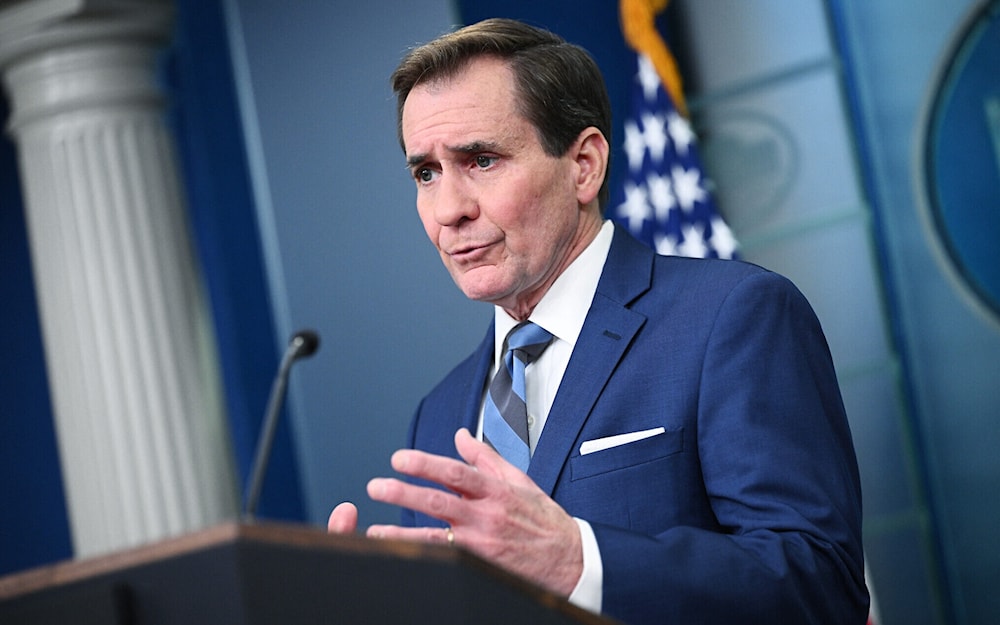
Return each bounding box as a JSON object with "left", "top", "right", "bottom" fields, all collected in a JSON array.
[{"left": 290, "top": 329, "right": 320, "bottom": 358}]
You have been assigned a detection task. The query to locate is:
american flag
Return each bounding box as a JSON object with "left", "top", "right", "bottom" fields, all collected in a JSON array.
[{"left": 612, "top": 54, "right": 738, "bottom": 260}]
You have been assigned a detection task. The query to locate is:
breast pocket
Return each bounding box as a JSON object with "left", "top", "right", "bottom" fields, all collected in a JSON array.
[{"left": 569, "top": 426, "right": 684, "bottom": 481}]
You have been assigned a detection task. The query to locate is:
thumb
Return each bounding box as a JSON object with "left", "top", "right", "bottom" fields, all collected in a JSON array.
[{"left": 327, "top": 501, "right": 359, "bottom": 534}]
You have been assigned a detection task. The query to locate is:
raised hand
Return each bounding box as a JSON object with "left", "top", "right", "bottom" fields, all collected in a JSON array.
[{"left": 363, "top": 428, "right": 583, "bottom": 597}]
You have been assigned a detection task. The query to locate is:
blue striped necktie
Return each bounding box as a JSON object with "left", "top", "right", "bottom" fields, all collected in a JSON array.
[{"left": 483, "top": 322, "right": 554, "bottom": 472}]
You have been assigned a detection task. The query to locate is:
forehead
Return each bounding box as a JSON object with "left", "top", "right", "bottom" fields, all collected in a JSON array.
[{"left": 401, "top": 57, "right": 526, "bottom": 153}]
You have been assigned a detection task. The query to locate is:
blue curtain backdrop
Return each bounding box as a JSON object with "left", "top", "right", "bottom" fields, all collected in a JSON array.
[
  {"left": 0, "top": 97, "right": 72, "bottom": 577},
  {"left": 169, "top": 0, "right": 304, "bottom": 521}
]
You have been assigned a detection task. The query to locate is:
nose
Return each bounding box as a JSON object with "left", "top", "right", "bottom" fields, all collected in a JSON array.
[{"left": 432, "top": 173, "right": 478, "bottom": 227}]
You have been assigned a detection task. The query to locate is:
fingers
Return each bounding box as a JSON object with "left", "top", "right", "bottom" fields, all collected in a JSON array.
[
  {"left": 327, "top": 499, "right": 455, "bottom": 549},
  {"left": 372, "top": 428, "right": 544, "bottom": 523},
  {"left": 327, "top": 501, "right": 359, "bottom": 534},
  {"left": 367, "top": 524, "right": 454, "bottom": 547},
  {"left": 453, "top": 427, "right": 528, "bottom": 483},
  {"left": 368, "top": 476, "right": 466, "bottom": 524},
  {"left": 388, "top": 433, "right": 492, "bottom": 499},
  {"left": 388, "top": 428, "right": 532, "bottom": 493},
  {"left": 328, "top": 501, "right": 456, "bottom": 549}
]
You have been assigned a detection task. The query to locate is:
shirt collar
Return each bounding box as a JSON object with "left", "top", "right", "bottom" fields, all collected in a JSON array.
[{"left": 494, "top": 220, "right": 614, "bottom": 363}]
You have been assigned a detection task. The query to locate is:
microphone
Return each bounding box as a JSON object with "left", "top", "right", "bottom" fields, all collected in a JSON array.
[{"left": 242, "top": 329, "right": 320, "bottom": 520}]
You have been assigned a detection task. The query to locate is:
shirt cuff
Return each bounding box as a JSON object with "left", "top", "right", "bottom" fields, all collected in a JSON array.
[{"left": 567, "top": 518, "right": 603, "bottom": 614}]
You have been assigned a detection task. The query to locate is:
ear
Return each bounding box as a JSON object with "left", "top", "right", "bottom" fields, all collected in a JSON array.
[{"left": 571, "top": 127, "right": 610, "bottom": 207}]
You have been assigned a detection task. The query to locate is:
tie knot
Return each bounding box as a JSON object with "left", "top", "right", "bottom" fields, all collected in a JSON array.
[{"left": 505, "top": 322, "right": 554, "bottom": 363}]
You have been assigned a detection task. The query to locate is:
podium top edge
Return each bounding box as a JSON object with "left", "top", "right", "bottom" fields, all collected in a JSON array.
[
  {"left": 1, "top": 521, "right": 619, "bottom": 625},
  {"left": 0, "top": 521, "right": 461, "bottom": 601}
]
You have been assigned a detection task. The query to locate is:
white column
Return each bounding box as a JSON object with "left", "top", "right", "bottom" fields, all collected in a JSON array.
[{"left": 0, "top": 0, "right": 238, "bottom": 557}]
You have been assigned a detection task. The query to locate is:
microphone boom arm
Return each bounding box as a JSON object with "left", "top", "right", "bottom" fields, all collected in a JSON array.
[{"left": 242, "top": 330, "right": 319, "bottom": 520}]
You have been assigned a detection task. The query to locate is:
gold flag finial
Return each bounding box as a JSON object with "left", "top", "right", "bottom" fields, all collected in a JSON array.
[{"left": 619, "top": 0, "right": 688, "bottom": 117}]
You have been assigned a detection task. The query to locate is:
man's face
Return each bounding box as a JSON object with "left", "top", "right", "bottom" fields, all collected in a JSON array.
[{"left": 401, "top": 56, "right": 595, "bottom": 318}]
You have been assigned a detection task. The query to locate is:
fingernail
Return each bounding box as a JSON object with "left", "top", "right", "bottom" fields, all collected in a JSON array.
[{"left": 392, "top": 450, "right": 409, "bottom": 471}]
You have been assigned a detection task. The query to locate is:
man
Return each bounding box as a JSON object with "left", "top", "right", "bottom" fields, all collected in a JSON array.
[{"left": 328, "top": 18, "right": 868, "bottom": 625}]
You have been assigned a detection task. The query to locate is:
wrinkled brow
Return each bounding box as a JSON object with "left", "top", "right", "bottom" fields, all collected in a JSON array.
[{"left": 406, "top": 140, "right": 503, "bottom": 168}]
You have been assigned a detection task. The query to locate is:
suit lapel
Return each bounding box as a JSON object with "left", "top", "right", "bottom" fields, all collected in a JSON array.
[
  {"left": 461, "top": 322, "right": 495, "bottom": 435},
  {"left": 528, "top": 226, "right": 654, "bottom": 495}
]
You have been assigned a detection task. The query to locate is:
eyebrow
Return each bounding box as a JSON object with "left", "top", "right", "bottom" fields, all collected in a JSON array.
[{"left": 406, "top": 140, "right": 503, "bottom": 169}]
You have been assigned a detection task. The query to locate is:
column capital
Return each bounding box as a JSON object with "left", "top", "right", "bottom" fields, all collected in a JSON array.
[
  {"left": 0, "top": 1, "right": 174, "bottom": 133},
  {"left": 0, "top": 0, "right": 172, "bottom": 65}
]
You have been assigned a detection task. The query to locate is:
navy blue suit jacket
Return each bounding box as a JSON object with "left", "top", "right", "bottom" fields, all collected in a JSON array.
[{"left": 403, "top": 225, "right": 868, "bottom": 624}]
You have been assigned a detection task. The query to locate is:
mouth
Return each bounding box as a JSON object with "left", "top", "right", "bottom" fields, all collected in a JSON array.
[{"left": 447, "top": 241, "right": 497, "bottom": 265}]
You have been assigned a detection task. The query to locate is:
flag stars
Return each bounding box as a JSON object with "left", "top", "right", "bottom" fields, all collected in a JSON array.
[
  {"left": 645, "top": 173, "right": 675, "bottom": 222},
  {"left": 678, "top": 222, "right": 709, "bottom": 258},
  {"left": 623, "top": 120, "right": 646, "bottom": 172},
  {"left": 637, "top": 55, "right": 661, "bottom": 102},
  {"left": 653, "top": 232, "right": 678, "bottom": 256},
  {"left": 709, "top": 217, "right": 739, "bottom": 260},
  {"left": 613, "top": 53, "right": 739, "bottom": 260},
  {"left": 617, "top": 181, "right": 652, "bottom": 233},
  {"left": 641, "top": 112, "right": 668, "bottom": 163},
  {"left": 671, "top": 165, "right": 707, "bottom": 213},
  {"left": 667, "top": 111, "right": 695, "bottom": 156}
]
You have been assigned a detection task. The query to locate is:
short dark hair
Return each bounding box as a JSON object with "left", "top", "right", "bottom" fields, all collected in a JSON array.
[{"left": 391, "top": 18, "right": 613, "bottom": 208}]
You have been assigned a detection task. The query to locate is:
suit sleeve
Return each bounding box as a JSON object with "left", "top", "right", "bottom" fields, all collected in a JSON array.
[{"left": 594, "top": 270, "right": 868, "bottom": 625}]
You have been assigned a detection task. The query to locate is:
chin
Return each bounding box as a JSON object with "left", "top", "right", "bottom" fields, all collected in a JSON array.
[
  {"left": 456, "top": 282, "right": 510, "bottom": 306},
  {"left": 451, "top": 270, "right": 509, "bottom": 304}
]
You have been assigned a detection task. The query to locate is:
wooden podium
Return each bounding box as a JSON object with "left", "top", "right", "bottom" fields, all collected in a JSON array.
[{"left": 0, "top": 522, "right": 617, "bottom": 624}]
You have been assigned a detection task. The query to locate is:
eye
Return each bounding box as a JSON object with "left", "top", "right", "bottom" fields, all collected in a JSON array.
[
  {"left": 474, "top": 155, "right": 498, "bottom": 169},
  {"left": 415, "top": 167, "right": 438, "bottom": 183}
]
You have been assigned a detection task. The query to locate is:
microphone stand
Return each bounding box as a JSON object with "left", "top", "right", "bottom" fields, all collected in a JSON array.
[{"left": 242, "top": 330, "right": 319, "bottom": 520}]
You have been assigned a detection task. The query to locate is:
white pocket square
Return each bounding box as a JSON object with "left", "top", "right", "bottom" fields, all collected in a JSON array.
[{"left": 579, "top": 427, "right": 666, "bottom": 455}]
